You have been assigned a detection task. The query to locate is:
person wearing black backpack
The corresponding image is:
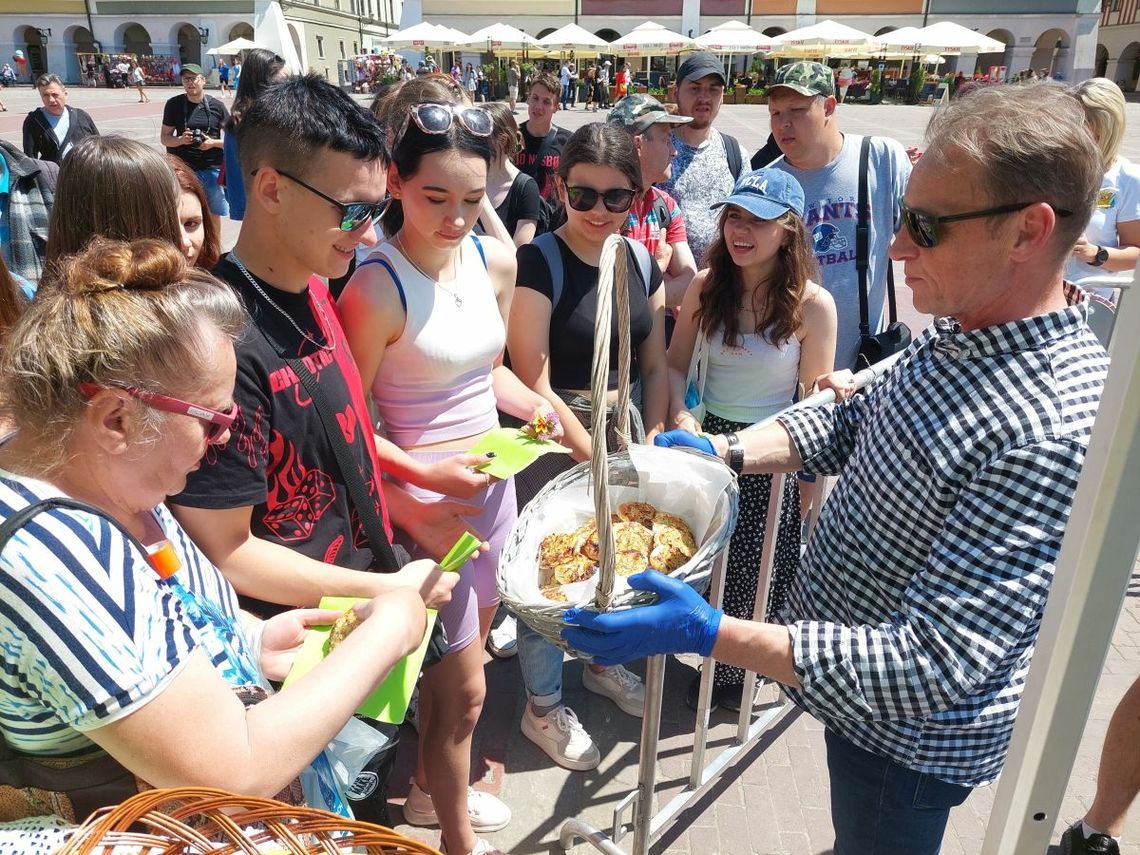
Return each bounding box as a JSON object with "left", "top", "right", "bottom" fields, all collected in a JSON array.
[{"left": 658, "top": 52, "right": 749, "bottom": 270}]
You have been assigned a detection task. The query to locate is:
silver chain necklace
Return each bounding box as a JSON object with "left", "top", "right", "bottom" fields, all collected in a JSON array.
[
  {"left": 394, "top": 233, "right": 462, "bottom": 308},
  {"left": 229, "top": 253, "right": 334, "bottom": 352}
]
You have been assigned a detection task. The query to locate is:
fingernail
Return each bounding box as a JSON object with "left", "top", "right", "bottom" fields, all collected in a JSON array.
[{"left": 486, "top": 451, "right": 497, "bottom": 458}]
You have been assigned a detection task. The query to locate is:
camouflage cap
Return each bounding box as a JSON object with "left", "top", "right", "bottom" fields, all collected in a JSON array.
[
  {"left": 608, "top": 94, "right": 693, "bottom": 134},
  {"left": 770, "top": 61, "right": 835, "bottom": 98}
]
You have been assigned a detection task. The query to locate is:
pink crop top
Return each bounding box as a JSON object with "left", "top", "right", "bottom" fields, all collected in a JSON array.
[{"left": 365, "top": 235, "right": 504, "bottom": 446}]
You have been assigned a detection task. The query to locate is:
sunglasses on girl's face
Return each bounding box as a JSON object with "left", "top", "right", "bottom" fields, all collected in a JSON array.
[
  {"left": 265, "top": 169, "right": 390, "bottom": 232},
  {"left": 403, "top": 102, "right": 494, "bottom": 139},
  {"left": 565, "top": 186, "right": 637, "bottom": 214},
  {"left": 79, "top": 383, "right": 237, "bottom": 444},
  {"left": 897, "top": 197, "right": 1073, "bottom": 248}
]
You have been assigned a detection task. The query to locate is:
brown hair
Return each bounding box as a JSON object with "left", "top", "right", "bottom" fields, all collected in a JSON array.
[
  {"left": 168, "top": 156, "right": 221, "bottom": 269},
  {"left": 46, "top": 136, "right": 182, "bottom": 266},
  {"left": 483, "top": 100, "right": 522, "bottom": 161},
  {"left": 698, "top": 209, "right": 818, "bottom": 348},
  {"left": 0, "top": 254, "right": 25, "bottom": 344},
  {"left": 530, "top": 71, "right": 561, "bottom": 100},
  {"left": 1, "top": 238, "right": 245, "bottom": 474}
]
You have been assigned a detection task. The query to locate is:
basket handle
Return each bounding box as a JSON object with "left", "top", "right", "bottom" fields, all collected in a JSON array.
[{"left": 589, "top": 234, "right": 633, "bottom": 612}]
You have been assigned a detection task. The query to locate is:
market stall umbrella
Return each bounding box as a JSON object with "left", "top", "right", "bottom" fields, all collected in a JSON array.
[
  {"left": 872, "top": 26, "right": 926, "bottom": 54},
  {"left": 911, "top": 21, "right": 1007, "bottom": 55},
  {"left": 694, "top": 20, "right": 773, "bottom": 53},
  {"left": 206, "top": 36, "right": 265, "bottom": 56},
  {"left": 770, "top": 19, "right": 879, "bottom": 59},
  {"left": 461, "top": 22, "right": 541, "bottom": 53},
  {"left": 536, "top": 22, "right": 610, "bottom": 54},
  {"left": 253, "top": 0, "right": 303, "bottom": 74},
  {"left": 381, "top": 21, "right": 468, "bottom": 51},
  {"left": 611, "top": 21, "right": 695, "bottom": 57}
]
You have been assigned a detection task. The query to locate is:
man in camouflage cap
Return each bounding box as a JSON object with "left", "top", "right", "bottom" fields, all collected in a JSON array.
[
  {"left": 609, "top": 94, "right": 698, "bottom": 312},
  {"left": 766, "top": 60, "right": 912, "bottom": 372}
]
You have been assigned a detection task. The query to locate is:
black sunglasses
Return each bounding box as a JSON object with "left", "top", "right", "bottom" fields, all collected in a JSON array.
[
  {"left": 265, "top": 169, "right": 389, "bottom": 231},
  {"left": 897, "top": 197, "right": 1073, "bottom": 248},
  {"left": 565, "top": 186, "right": 637, "bottom": 214}
]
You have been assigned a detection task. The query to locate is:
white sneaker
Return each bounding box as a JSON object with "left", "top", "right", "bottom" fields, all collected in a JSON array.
[
  {"left": 440, "top": 838, "right": 506, "bottom": 855},
  {"left": 487, "top": 615, "right": 518, "bottom": 659},
  {"left": 402, "top": 780, "right": 511, "bottom": 832},
  {"left": 582, "top": 664, "right": 645, "bottom": 718},
  {"left": 520, "top": 703, "right": 600, "bottom": 771}
]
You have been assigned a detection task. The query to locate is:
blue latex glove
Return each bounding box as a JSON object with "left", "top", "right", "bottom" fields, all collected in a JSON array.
[
  {"left": 561, "top": 570, "right": 723, "bottom": 666},
  {"left": 653, "top": 430, "right": 716, "bottom": 455}
]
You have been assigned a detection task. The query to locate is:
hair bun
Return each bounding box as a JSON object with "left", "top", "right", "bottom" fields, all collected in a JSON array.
[{"left": 61, "top": 237, "right": 188, "bottom": 296}]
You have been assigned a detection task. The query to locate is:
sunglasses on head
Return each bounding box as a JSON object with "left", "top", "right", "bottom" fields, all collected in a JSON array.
[
  {"left": 565, "top": 186, "right": 637, "bottom": 214},
  {"left": 400, "top": 102, "right": 493, "bottom": 141},
  {"left": 270, "top": 169, "right": 390, "bottom": 232},
  {"left": 78, "top": 383, "right": 237, "bottom": 444},
  {"left": 897, "top": 197, "right": 1073, "bottom": 248}
]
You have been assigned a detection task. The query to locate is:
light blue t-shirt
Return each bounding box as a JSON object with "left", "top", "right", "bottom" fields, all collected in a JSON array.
[{"left": 772, "top": 134, "right": 912, "bottom": 371}]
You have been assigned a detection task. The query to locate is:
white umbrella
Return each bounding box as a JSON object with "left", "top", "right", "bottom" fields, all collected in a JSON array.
[
  {"left": 695, "top": 20, "right": 773, "bottom": 53},
  {"left": 461, "top": 22, "right": 540, "bottom": 53},
  {"left": 536, "top": 22, "right": 610, "bottom": 54},
  {"left": 872, "top": 26, "right": 926, "bottom": 53},
  {"left": 381, "top": 21, "right": 467, "bottom": 51},
  {"left": 771, "top": 19, "right": 878, "bottom": 58},
  {"left": 912, "top": 21, "right": 1007, "bottom": 55},
  {"left": 206, "top": 36, "right": 265, "bottom": 56},
  {"left": 253, "top": 0, "right": 302, "bottom": 74},
  {"left": 611, "top": 22, "right": 695, "bottom": 57}
]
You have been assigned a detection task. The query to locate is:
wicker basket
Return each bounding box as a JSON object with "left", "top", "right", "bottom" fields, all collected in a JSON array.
[
  {"left": 498, "top": 234, "right": 739, "bottom": 651},
  {"left": 54, "top": 786, "right": 442, "bottom": 854}
]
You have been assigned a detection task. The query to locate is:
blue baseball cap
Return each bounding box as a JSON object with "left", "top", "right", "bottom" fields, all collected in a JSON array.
[{"left": 710, "top": 168, "right": 805, "bottom": 220}]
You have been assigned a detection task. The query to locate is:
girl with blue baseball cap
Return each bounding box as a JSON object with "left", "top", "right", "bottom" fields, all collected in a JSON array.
[{"left": 664, "top": 167, "right": 839, "bottom": 711}]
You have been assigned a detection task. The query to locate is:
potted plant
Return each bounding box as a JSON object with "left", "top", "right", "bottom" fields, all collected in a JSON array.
[
  {"left": 869, "top": 68, "right": 883, "bottom": 105},
  {"left": 746, "top": 86, "right": 767, "bottom": 104}
]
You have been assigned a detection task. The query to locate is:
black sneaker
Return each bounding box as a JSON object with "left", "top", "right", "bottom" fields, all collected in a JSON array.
[{"left": 1060, "top": 820, "right": 1120, "bottom": 854}]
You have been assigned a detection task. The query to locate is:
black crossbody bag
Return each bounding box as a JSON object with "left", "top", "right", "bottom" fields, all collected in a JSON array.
[{"left": 856, "top": 135, "right": 911, "bottom": 367}]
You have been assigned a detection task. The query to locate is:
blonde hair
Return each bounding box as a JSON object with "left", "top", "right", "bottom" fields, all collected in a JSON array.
[
  {"left": 1070, "top": 77, "right": 1126, "bottom": 166},
  {"left": 1, "top": 238, "right": 246, "bottom": 474}
]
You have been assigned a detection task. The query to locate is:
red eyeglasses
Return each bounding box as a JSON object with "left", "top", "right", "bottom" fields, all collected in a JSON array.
[{"left": 78, "top": 383, "right": 237, "bottom": 444}]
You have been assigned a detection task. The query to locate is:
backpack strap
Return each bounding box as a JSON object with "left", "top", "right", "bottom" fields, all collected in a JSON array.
[
  {"left": 720, "top": 131, "right": 743, "bottom": 179},
  {"left": 624, "top": 237, "right": 653, "bottom": 297},
  {"left": 651, "top": 192, "right": 671, "bottom": 237},
  {"left": 533, "top": 232, "right": 564, "bottom": 310},
  {"left": 469, "top": 233, "right": 487, "bottom": 269},
  {"left": 0, "top": 496, "right": 150, "bottom": 558},
  {"left": 856, "top": 134, "right": 872, "bottom": 338},
  {"left": 357, "top": 255, "right": 407, "bottom": 313}
]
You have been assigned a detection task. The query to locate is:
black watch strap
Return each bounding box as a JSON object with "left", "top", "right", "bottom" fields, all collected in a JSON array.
[
  {"left": 725, "top": 431, "right": 744, "bottom": 474},
  {"left": 1091, "top": 245, "right": 1109, "bottom": 267}
]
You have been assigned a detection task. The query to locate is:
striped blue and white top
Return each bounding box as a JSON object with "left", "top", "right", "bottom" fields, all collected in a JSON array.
[{"left": 0, "top": 471, "right": 260, "bottom": 757}]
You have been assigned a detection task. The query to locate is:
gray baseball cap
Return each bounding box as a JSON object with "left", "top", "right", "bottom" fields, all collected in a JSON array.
[{"left": 676, "top": 52, "right": 726, "bottom": 87}]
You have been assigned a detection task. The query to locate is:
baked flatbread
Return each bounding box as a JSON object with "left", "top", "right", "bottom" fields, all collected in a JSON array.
[
  {"left": 617, "top": 501, "right": 656, "bottom": 530},
  {"left": 327, "top": 607, "right": 362, "bottom": 651}
]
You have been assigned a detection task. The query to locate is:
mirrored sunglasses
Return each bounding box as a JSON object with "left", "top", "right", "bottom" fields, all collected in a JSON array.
[{"left": 272, "top": 169, "right": 390, "bottom": 232}]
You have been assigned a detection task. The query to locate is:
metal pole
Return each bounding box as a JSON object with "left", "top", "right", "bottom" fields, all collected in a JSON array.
[
  {"left": 983, "top": 269, "right": 1140, "bottom": 853},
  {"left": 631, "top": 654, "right": 667, "bottom": 855}
]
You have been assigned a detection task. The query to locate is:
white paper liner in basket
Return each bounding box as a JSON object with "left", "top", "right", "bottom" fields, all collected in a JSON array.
[{"left": 496, "top": 234, "right": 740, "bottom": 653}]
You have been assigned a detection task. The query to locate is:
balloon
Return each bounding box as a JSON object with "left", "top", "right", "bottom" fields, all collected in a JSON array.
[{"left": 13, "top": 50, "right": 23, "bottom": 60}]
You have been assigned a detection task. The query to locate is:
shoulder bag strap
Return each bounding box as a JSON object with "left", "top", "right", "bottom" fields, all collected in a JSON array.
[
  {"left": 0, "top": 495, "right": 149, "bottom": 558},
  {"left": 533, "top": 232, "right": 564, "bottom": 310},
  {"left": 856, "top": 134, "right": 872, "bottom": 338},
  {"left": 720, "top": 131, "right": 743, "bottom": 179},
  {"left": 623, "top": 237, "right": 654, "bottom": 297}
]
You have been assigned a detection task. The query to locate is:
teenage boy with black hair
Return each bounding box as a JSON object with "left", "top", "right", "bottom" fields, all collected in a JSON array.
[{"left": 169, "top": 74, "right": 473, "bottom": 820}]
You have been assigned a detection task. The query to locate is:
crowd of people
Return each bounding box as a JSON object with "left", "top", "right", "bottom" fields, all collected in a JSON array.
[{"left": 0, "top": 50, "right": 1136, "bottom": 855}]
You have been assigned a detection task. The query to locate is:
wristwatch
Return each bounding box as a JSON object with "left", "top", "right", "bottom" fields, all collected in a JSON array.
[
  {"left": 724, "top": 432, "right": 744, "bottom": 474},
  {"left": 1090, "top": 245, "right": 1109, "bottom": 267}
]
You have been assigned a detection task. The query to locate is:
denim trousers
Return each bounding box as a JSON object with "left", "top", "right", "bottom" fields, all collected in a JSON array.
[
  {"left": 517, "top": 619, "right": 564, "bottom": 708},
  {"left": 826, "top": 729, "right": 972, "bottom": 855}
]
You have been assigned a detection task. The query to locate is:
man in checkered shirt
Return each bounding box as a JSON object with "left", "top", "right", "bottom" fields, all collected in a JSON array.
[{"left": 564, "top": 82, "right": 1110, "bottom": 854}]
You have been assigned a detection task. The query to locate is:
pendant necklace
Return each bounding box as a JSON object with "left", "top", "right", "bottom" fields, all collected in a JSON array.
[
  {"left": 395, "top": 233, "right": 462, "bottom": 308},
  {"left": 230, "top": 253, "right": 334, "bottom": 352}
]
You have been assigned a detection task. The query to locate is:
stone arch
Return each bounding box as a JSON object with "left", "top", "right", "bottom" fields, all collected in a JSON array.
[
  {"left": 118, "top": 22, "right": 152, "bottom": 58},
  {"left": 287, "top": 21, "right": 305, "bottom": 69},
  {"left": 976, "top": 28, "right": 1013, "bottom": 78},
  {"left": 228, "top": 22, "right": 254, "bottom": 42},
  {"left": 595, "top": 28, "right": 620, "bottom": 43},
  {"left": 64, "top": 24, "right": 97, "bottom": 82},
  {"left": 1096, "top": 43, "right": 1109, "bottom": 79},
  {"left": 1119, "top": 41, "right": 1140, "bottom": 91},
  {"left": 1030, "top": 27, "right": 1069, "bottom": 78},
  {"left": 19, "top": 25, "right": 48, "bottom": 78},
  {"left": 173, "top": 22, "right": 202, "bottom": 66},
  {"left": 536, "top": 27, "right": 556, "bottom": 39},
  {"left": 874, "top": 26, "right": 896, "bottom": 36}
]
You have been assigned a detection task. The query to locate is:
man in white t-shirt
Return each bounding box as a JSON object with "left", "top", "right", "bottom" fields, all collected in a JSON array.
[{"left": 837, "top": 66, "right": 855, "bottom": 103}]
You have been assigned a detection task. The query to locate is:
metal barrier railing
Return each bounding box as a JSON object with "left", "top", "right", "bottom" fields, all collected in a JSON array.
[{"left": 559, "top": 351, "right": 905, "bottom": 855}]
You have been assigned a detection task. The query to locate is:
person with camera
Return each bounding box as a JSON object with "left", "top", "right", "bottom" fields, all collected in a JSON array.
[{"left": 162, "top": 62, "right": 229, "bottom": 231}]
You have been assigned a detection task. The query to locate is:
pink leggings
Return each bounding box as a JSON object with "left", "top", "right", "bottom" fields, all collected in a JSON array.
[{"left": 395, "top": 449, "right": 516, "bottom": 652}]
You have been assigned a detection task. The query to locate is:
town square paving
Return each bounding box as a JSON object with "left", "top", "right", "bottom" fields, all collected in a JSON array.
[{"left": 4, "top": 83, "right": 1139, "bottom": 854}]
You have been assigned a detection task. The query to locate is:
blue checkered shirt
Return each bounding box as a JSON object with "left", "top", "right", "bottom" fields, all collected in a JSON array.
[{"left": 777, "top": 295, "right": 1108, "bottom": 787}]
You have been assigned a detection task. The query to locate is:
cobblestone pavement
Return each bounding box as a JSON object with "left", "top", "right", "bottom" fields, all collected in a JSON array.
[{"left": 4, "top": 84, "right": 1140, "bottom": 854}]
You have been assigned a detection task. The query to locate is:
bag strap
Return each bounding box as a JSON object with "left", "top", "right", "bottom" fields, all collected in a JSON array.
[
  {"left": 0, "top": 496, "right": 150, "bottom": 560},
  {"left": 856, "top": 135, "right": 900, "bottom": 333},
  {"left": 469, "top": 233, "right": 487, "bottom": 269},
  {"left": 534, "top": 232, "right": 564, "bottom": 310},
  {"left": 254, "top": 312, "right": 400, "bottom": 572},
  {"left": 685, "top": 322, "right": 709, "bottom": 399},
  {"left": 624, "top": 236, "right": 653, "bottom": 297},
  {"left": 651, "top": 193, "right": 671, "bottom": 238},
  {"left": 720, "top": 131, "right": 743, "bottom": 180}
]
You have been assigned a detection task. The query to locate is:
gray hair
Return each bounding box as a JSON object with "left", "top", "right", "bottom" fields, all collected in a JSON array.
[
  {"left": 1, "top": 238, "right": 246, "bottom": 475},
  {"left": 924, "top": 82, "right": 1100, "bottom": 262},
  {"left": 35, "top": 73, "right": 65, "bottom": 90}
]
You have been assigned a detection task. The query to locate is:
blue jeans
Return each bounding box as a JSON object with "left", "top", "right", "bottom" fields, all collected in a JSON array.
[
  {"left": 194, "top": 166, "right": 230, "bottom": 217},
  {"left": 561, "top": 83, "right": 571, "bottom": 108},
  {"left": 517, "top": 620, "right": 564, "bottom": 708},
  {"left": 826, "top": 729, "right": 971, "bottom": 855}
]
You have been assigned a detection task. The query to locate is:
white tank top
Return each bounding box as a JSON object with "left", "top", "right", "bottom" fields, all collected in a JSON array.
[
  {"left": 702, "top": 327, "right": 801, "bottom": 424},
  {"left": 366, "top": 235, "right": 504, "bottom": 446}
]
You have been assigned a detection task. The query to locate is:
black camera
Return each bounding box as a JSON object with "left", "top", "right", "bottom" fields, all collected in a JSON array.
[{"left": 191, "top": 128, "right": 204, "bottom": 147}]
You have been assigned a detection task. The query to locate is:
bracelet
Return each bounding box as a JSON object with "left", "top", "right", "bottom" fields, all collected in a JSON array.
[{"left": 724, "top": 432, "right": 744, "bottom": 474}]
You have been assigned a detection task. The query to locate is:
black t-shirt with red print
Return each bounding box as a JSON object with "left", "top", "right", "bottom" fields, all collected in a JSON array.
[
  {"left": 515, "top": 122, "right": 571, "bottom": 203},
  {"left": 172, "top": 256, "right": 393, "bottom": 616}
]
